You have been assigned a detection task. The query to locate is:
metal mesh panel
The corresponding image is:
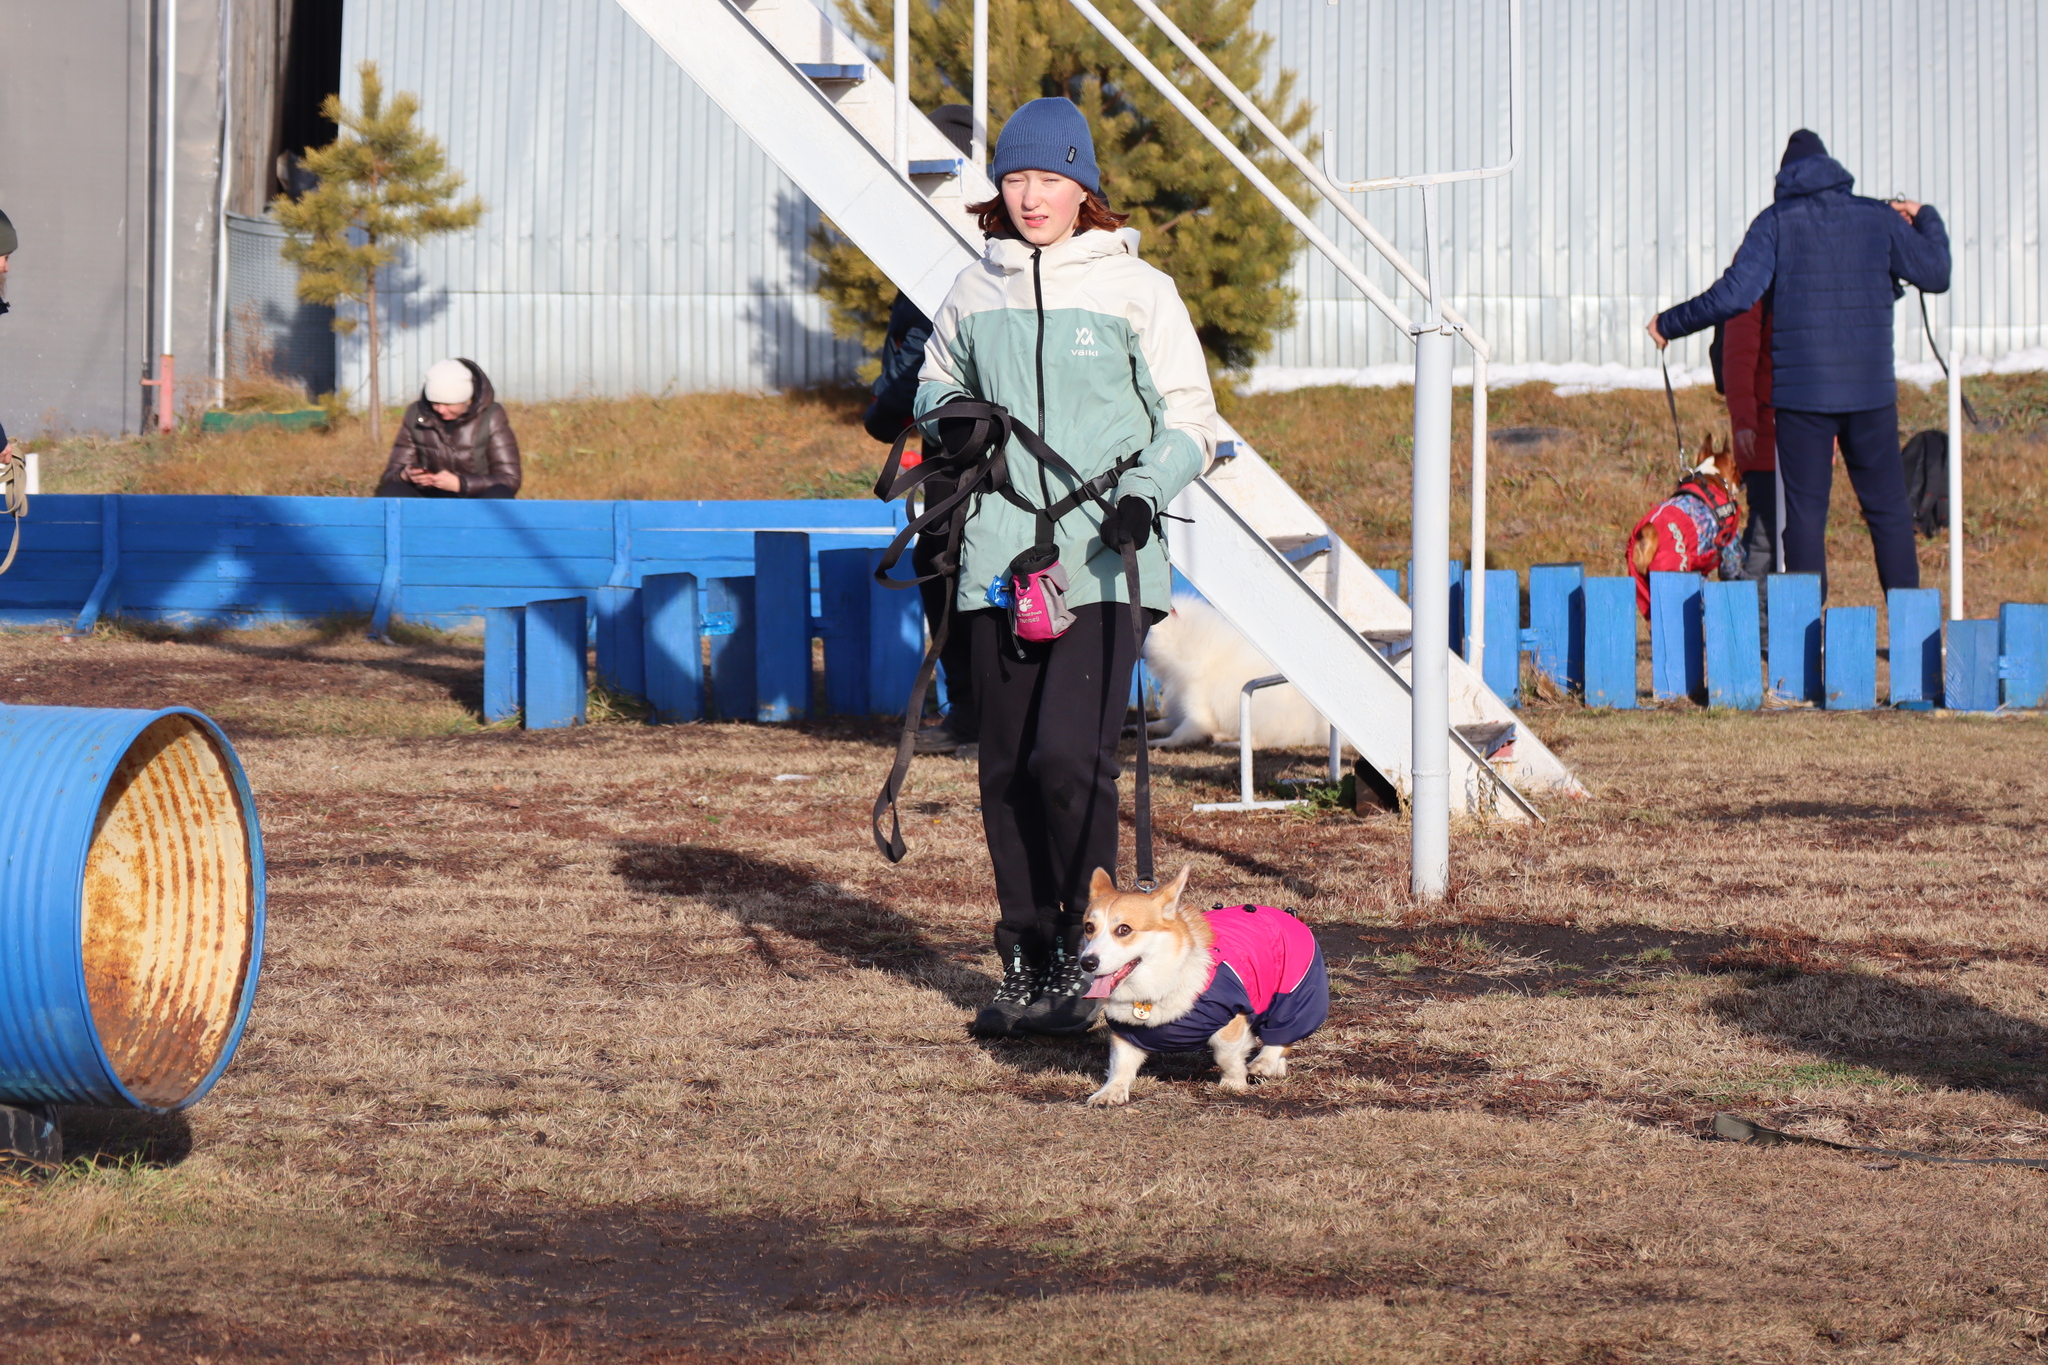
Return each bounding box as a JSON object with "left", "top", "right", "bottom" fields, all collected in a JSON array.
[{"left": 224, "top": 212, "right": 336, "bottom": 400}]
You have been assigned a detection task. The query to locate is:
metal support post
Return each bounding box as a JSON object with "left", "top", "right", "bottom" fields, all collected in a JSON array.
[
  {"left": 971, "top": 0, "right": 988, "bottom": 169},
  {"left": 1948, "top": 322, "right": 1964, "bottom": 619},
  {"left": 1410, "top": 184, "right": 1453, "bottom": 900},
  {"left": 892, "top": 0, "right": 909, "bottom": 175},
  {"left": 1468, "top": 351, "right": 1488, "bottom": 676}
]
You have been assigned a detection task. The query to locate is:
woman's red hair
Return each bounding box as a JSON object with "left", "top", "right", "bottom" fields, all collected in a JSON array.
[{"left": 966, "top": 189, "right": 1131, "bottom": 239}]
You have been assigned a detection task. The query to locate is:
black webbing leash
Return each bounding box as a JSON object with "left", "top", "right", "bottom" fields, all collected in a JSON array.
[
  {"left": 1120, "top": 540, "right": 1155, "bottom": 891},
  {"left": 1659, "top": 351, "right": 1687, "bottom": 473},
  {"left": 1918, "top": 291, "right": 1985, "bottom": 430}
]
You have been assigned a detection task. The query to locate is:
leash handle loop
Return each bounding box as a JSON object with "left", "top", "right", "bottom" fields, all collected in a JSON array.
[{"left": 0, "top": 450, "right": 25, "bottom": 577}]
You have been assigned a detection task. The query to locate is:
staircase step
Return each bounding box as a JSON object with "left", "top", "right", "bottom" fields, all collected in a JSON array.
[{"left": 795, "top": 62, "right": 866, "bottom": 81}]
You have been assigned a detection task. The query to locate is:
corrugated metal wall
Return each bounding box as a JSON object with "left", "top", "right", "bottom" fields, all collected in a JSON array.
[
  {"left": 338, "top": 0, "right": 2043, "bottom": 400},
  {"left": 337, "top": 0, "right": 864, "bottom": 403},
  {"left": 1256, "top": 0, "right": 2045, "bottom": 375}
]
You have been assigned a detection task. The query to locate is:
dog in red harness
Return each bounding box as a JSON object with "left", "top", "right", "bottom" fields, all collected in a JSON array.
[{"left": 1626, "top": 435, "right": 1744, "bottom": 615}]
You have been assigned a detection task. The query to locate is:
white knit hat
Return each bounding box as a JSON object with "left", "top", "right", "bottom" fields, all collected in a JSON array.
[{"left": 423, "top": 359, "right": 474, "bottom": 405}]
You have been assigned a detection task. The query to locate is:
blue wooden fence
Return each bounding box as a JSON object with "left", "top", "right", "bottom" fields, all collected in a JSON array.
[{"left": 1371, "top": 558, "right": 2048, "bottom": 715}]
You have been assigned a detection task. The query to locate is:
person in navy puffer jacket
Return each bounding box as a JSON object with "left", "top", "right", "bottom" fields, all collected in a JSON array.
[{"left": 1649, "top": 130, "right": 1949, "bottom": 594}]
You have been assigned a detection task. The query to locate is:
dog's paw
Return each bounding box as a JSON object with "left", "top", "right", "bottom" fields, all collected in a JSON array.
[
  {"left": 1215, "top": 1076, "right": 1250, "bottom": 1094},
  {"left": 1248, "top": 1052, "right": 1288, "bottom": 1080},
  {"left": 1085, "top": 1083, "right": 1132, "bottom": 1107}
]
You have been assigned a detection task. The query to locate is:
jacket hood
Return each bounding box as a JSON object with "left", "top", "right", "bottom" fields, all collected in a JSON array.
[
  {"left": 983, "top": 229, "right": 1130, "bottom": 275},
  {"left": 1774, "top": 153, "right": 1854, "bottom": 201},
  {"left": 421, "top": 358, "right": 494, "bottom": 423}
]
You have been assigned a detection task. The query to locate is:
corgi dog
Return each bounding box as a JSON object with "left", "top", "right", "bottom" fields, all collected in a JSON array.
[
  {"left": 1141, "top": 596, "right": 1330, "bottom": 750},
  {"left": 1077, "top": 866, "right": 1330, "bottom": 1107}
]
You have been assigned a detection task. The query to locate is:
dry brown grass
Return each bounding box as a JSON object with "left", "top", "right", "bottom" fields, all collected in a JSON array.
[
  {"left": 29, "top": 373, "right": 2048, "bottom": 612},
  {"left": 3, "top": 628, "right": 2048, "bottom": 1362}
]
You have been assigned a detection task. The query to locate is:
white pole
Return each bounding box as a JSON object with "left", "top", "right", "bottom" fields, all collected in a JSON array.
[
  {"left": 1411, "top": 183, "right": 1452, "bottom": 900},
  {"left": 971, "top": 0, "right": 989, "bottom": 170},
  {"left": 1325, "top": 542, "right": 1342, "bottom": 781},
  {"left": 157, "top": 0, "right": 178, "bottom": 432},
  {"left": 212, "top": 0, "right": 231, "bottom": 407},
  {"left": 892, "top": 0, "right": 910, "bottom": 175},
  {"left": 1949, "top": 321, "right": 1964, "bottom": 619},
  {"left": 1468, "top": 351, "right": 1488, "bottom": 678}
]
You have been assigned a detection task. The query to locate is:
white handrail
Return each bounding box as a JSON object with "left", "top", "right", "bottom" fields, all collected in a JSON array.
[
  {"left": 1320, "top": 0, "right": 1522, "bottom": 192},
  {"left": 1061, "top": 0, "right": 1416, "bottom": 336},
  {"left": 970, "top": 0, "right": 988, "bottom": 169},
  {"left": 1102, "top": 0, "right": 1507, "bottom": 681},
  {"left": 892, "top": 0, "right": 909, "bottom": 174}
]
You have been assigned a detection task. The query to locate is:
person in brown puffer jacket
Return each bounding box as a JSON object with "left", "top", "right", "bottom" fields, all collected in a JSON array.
[{"left": 376, "top": 358, "right": 522, "bottom": 498}]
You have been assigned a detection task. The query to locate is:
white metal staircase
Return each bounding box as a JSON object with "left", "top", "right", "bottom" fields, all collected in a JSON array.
[{"left": 615, "top": 0, "right": 1582, "bottom": 820}]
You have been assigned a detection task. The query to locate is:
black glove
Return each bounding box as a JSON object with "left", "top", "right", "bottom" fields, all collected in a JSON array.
[{"left": 1102, "top": 496, "right": 1153, "bottom": 551}]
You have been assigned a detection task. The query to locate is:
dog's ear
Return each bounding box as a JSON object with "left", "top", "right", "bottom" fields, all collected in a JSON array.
[
  {"left": 1156, "top": 864, "right": 1192, "bottom": 914},
  {"left": 1088, "top": 867, "right": 1117, "bottom": 900}
]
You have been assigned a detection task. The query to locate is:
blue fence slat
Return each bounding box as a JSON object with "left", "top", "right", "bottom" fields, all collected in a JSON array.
[
  {"left": 869, "top": 551, "right": 923, "bottom": 719},
  {"left": 1945, "top": 619, "right": 2000, "bottom": 711},
  {"left": 401, "top": 500, "right": 616, "bottom": 533},
  {"left": 1702, "top": 579, "right": 1763, "bottom": 710},
  {"left": 642, "top": 572, "right": 703, "bottom": 724},
  {"left": 397, "top": 559, "right": 616, "bottom": 590},
  {"left": 1582, "top": 575, "right": 1637, "bottom": 708},
  {"left": 1480, "top": 568, "right": 1520, "bottom": 705},
  {"left": 115, "top": 552, "right": 386, "bottom": 587},
  {"left": 753, "top": 532, "right": 812, "bottom": 723},
  {"left": 627, "top": 499, "right": 905, "bottom": 532},
  {"left": 594, "top": 585, "right": 646, "bottom": 700},
  {"left": 113, "top": 493, "right": 387, "bottom": 527},
  {"left": 398, "top": 527, "right": 616, "bottom": 561},
  {"left": 1648, "top": 572, "right": 1704, "bottom": 702},
  {"left": 1528, "top": 563, "right": 1584, "bottom": 694},
  {"left": 707, "top": 577, "right": 757, "bottom": 722},
  {"left": 1823, "top": 606, "right": 1878, "bottom": 710},
  {"left": 817, "top": 549, "right": 873, "bottom": 715},
  {"left": 1999, "top": 603, "right": 2048, "bottom": 708},
  {"left": 523, "top": 596, "right": 587, "bottom": 730},
  {"left": 1766, "top": 574, "right": 1823, "bottom": 703},
  {"left": 116, "top": 524, "right": 386, "bottom": 557},
  {"left": 1409, "top": 559, "right": 1466, "bottom": 658},
  {"left": 483, "top": 606, "right": 524, "bottom": 723},
  {"left": 1887, "top": 588, "right": 1943, "bottom": 708}
]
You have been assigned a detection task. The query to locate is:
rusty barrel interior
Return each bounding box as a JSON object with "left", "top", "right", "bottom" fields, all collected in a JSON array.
[{"left": 80, "top": 715, "right": 257, "bottom": 1109}]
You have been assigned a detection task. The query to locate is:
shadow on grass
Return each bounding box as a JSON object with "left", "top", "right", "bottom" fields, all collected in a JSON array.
[
  {"left": 52, "top": 1106, "right": 194, "bottom": 1168},
  {"left": 1706, "top": 968, "right": 2048, "bottom": 1108},
  {"left": 611, "top": 842, "right": 992, "bottom": 1011}
]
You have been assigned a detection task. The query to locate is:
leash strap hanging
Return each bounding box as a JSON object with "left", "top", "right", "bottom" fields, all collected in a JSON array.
[
  {"left": 0, "top": 450, "right": 25, "bottom": 577},
  {"left": 1919, "top": 291, "right": 1984, "bottom": 429},
  {"left": 1120, "top": 540, "right": 1154, "bottom": 891},
  {"left": 1659, "top": 352, "right": 1687, "bottom": 472}
]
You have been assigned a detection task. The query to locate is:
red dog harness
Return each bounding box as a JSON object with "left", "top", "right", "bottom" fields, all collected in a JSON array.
[{"left": 1626, "top": 471, "right": 1743, "bottom": 614}]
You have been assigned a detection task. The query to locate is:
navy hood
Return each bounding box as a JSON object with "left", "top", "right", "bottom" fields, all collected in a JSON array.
[{"left": 1775, "top": 153, "right": 1854, "bottom": 201}]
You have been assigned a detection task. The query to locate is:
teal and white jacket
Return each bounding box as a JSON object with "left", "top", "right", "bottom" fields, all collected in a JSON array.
[{"left": 915, "top": 230, "right": 1217, "bottom": 614}]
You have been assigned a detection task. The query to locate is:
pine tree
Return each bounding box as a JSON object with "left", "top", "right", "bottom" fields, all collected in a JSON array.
[
  {"left": 273, "top": 62, "right": 485, "bottom": 446},
  {"left": 813, "top": 0, "right": 1315, "bottom": 382}
]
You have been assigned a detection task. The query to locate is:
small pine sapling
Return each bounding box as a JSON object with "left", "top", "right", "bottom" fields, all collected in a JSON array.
[{"left": 272, "top": 61, "right": 485, "bottom": 447}]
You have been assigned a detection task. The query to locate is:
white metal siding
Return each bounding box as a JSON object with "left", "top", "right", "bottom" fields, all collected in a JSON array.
[
  {"left": 339, "top": 0, "right": 2044, "bottom": 399},
  {"left": 1255, "top": 0, "right": 2045, "bottom": 375},
  {"left": 338, "top": 0, "right": 864, "bottom": 403}
]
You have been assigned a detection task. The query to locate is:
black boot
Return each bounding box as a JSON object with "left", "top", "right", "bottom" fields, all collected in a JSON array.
[
  {"left": 1013, "top": 939, "right": 1102, "bottom": 1036},
  {"left": 971, "top": 942, "right": 1041, "bottom": 1037}
]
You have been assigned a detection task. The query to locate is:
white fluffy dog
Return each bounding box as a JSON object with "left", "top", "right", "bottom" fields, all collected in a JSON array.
[{"left": 1142, "top": 596, "right": 1331, "bottom": 750}]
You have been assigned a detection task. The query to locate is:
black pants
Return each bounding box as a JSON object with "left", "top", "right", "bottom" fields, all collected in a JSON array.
[
  {"left": 970, "top": 601, "right": 1146, "bottom": 966},
  {"left": 1774, "top": 405, "right": 1920, "bottom": 594},
  {"left": 1740, "top": 469, "right": 1779, "bottom": 580},
  {"left": 375, "top": 479, "right": 515, "bottom": 499},
  {"left": 912, "top": 476, "right": 976, "bottom": 739}
]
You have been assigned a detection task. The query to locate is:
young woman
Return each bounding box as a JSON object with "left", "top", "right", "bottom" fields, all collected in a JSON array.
[{"left": 914, "top": 98, "right": 1217, "bottom": 1037}]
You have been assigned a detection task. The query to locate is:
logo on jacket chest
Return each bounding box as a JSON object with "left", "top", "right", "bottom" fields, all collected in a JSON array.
[{"left": 1071, "top": 325, "right": 1100, "bottom": 357}]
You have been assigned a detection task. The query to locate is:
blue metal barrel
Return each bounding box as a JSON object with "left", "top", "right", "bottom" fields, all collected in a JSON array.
[{"left": 0, "top": 705, "right": 265, "bottom": 1111}]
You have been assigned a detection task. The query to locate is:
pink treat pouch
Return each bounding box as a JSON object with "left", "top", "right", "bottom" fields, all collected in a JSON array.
[{"left": 1006, "top": 544, "right": 1076, "bottom": 642}]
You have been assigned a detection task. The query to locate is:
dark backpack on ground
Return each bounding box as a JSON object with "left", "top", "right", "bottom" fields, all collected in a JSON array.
[{"left": 1899, "top": 429, "right": 1948, "bottom": 538}]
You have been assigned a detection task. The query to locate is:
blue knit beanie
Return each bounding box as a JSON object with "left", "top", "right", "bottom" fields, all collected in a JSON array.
[
  {"left": 1781, "top": 129, "right": 1828, "bottom": 168},
  {"left": 990, "top": 98, "right": 1100, "bottom": 195}
]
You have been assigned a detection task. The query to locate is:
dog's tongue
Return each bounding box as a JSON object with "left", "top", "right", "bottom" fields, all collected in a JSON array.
[{"left": 1084, "top": 961, "right": 1136, "bottom": 999}]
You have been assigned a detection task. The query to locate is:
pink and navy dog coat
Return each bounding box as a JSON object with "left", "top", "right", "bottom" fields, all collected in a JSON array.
[{"left": 1112, "top": 905, "right": 1330, "bottom": 1053}]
